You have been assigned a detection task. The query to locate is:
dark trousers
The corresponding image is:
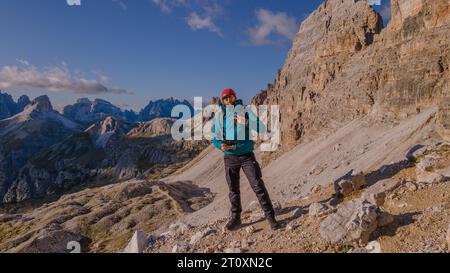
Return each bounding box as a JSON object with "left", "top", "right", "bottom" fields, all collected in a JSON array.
[{"left": 224, "top": 152, "right": 275, "bottom": 219}]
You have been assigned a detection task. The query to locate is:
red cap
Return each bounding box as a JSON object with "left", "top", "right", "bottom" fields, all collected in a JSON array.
[{"left": 221, "top": 88, "right": 237, "bottom": 100}]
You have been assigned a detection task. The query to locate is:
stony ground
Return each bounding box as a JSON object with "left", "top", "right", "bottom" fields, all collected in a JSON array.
[
  {"left": 1, "top": 125, "right": 449, "bottom": 253},
  {"left": 0, "top": 180, "right": 214, "bottom": 253},
  {"left": 146, "top": 142, "right": 450, "bottom": 253},
  {"left": 146, "top": 178, "right": 449, "bottom": 253}
]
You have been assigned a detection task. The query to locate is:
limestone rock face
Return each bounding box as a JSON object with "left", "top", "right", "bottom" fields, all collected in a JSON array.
[
  {"left": 0, "top": 96, "right": 81, "bottom": 202},
  {"left": 437, "top": 70, "right": 450, "bottom": 140},
  {"left": 253, "top": 0, "right": 450, "bottom": 158},
  {"left": 390, "top": 0, "right": 450, "bottom": 32},
  {"left": 253, "top": 0, "right": 383, "bottom": 148}
]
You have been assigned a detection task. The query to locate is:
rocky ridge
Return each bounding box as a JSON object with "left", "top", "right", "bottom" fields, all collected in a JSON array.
[{"left": 253, "top": 0, "right": 450, "bottom": 162}]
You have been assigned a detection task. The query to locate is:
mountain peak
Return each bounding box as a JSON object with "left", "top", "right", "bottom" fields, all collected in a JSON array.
[
  {"left": 139, "top": 98, "right": 193, "bottom": 121},
  {"left": 28, "top": 95, "right": 53, "bottom": 112},
  {"left": 0, "top": 91, "right": 32, "bottom": 119},
  {"left": 76, "top": 98, "right": 91, "bottom": 104},
  {"left": 93, "top": 98, "right": 113, "bottom": 105},
  {"left": 17, "top": 95, "right": 31, "bottom": 108}
]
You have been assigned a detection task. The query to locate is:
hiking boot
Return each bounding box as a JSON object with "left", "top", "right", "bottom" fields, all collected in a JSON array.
[
  {"left": 267, "top": 217, "right": 281, "bottom": 230},
  {"left": 226, "top": 216, "right": 241, "bottom": 231}
]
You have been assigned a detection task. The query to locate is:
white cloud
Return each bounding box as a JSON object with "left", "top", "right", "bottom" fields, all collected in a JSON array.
[
  {"left": 186, "top": 12, "right": 223, "bottom": 37},
  {"left": 248, "top": 9, "right": 299, "bottom": 46},
  {"left": 66, "top": 0, "right": 81, "bottom": 6},
  {"left": 16, "top": 58, "right": 30, "bottom": 66},
  {"left": 0, "top": 62, "right": 131, "bottom": 95},
  {"left": 151, "top": 0, "right": 187, "bottom": 14},
  {"left": 98, "top": 74, "right": 111, "bottom": 83},
  {"left": 112, "top": 0, "right": 127, "bottom": 10},
  {"left": 152, "top": 0, "right": 224, "bottom": 37}
]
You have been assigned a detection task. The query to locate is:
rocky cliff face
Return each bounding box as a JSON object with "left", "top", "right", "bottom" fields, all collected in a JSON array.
[
  {"left": 2, "top": 115, "right": 208, "bottom": 203},
  {"left": 0, "top": 95, "right": 81, "bottom": 201},
  {"left": 253, "top": 0, "right": 450, "bottom": 159},
  {"left": 0, "top": 91, "right": 30, "bottom": 120},
  {"left": 86, "top": 116, "right": 135, "bottom": 148},
  {"left": 16, "top": 95, "right": 31, "bottom": 112}
]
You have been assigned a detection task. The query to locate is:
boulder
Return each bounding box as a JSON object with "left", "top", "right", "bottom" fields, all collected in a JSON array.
[
  {"left": 335, "top": 172, "right": 367, "bottom": 196},
  {"left": 337, "top": 180, "right": 354, "bottom": 196},
  {"left": 363, "top": 179, "right": 402, "bottom": 206},
  {"left": 416, "top": 154, "right": 439, "bottom": 172},
  {"left": 123, "top": 230, "right": 148, "bottom": 253},
  {"left": 352, "top": 172, "right": 367, "bottom": 190},
  {"left": 319, "top": 198, "right": 380, "bottom": 245}
]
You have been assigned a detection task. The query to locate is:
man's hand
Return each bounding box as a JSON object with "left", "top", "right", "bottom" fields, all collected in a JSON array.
[{"left": 221, "top": 144, "right": 235, "bottom": 151}]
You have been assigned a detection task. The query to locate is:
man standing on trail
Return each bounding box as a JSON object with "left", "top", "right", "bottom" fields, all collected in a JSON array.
[{"left": 212, "top": 88, "right": 280, "bottom": 231}]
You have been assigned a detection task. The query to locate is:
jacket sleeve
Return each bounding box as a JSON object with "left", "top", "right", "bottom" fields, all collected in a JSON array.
[
  {"left": 247, "top": 110, "right": 267, "bottom": 134},
  {"left": 211, "top": 122, "right": 223, "bottom": 150}
]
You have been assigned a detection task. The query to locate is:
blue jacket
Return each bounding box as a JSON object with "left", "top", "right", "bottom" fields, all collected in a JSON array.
[{"left": 212, "top": 100, "right": 266, "bottom": 156}]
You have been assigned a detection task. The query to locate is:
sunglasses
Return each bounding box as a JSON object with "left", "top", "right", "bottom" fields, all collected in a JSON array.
[{"left": 222, "top": 95, "right": 235, "bottom": 100}]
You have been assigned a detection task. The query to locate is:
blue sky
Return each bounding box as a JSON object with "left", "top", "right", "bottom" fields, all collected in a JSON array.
[{"left": 0, "top": 0, "right": 391, "bottom": 111}]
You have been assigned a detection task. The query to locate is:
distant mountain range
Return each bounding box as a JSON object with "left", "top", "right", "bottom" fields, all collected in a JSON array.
[
  {"left": 0, "top": 91, "right": 207, "bottom": 203},
  {"left": 0, "top": 90, "right": 194, "bottom": 125},
  {"left": 61, "top": 97, "right": 193, "bottom": 125}
]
